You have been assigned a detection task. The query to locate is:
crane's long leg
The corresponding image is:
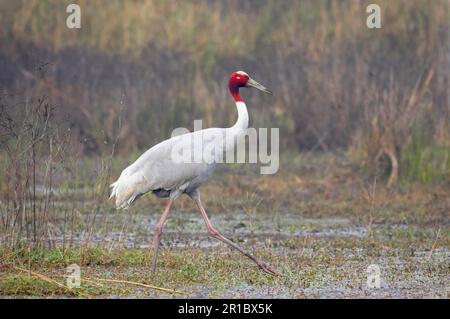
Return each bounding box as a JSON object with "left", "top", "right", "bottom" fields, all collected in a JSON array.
[
  {"left": 194, "top": 197, "right": 277, "bottom": 276},
  {"left": 151, "top": 200, "right": 173, "bottom": 273}
]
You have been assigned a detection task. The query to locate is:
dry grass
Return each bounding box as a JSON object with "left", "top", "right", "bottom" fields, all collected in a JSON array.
[
  {"left": 0, "top": 153, "right": 448, "bottom": 298},
  {"left": 1, "top": 1, "right": 448, "bottom": 159}
]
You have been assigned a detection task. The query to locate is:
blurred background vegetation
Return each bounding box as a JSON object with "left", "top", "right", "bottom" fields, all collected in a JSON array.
[{"left": 0, "top": 0, "right": 449, "bottom": 186}]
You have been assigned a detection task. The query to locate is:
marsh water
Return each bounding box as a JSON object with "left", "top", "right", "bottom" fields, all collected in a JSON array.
[{"left": 30, "top": 208, "right": 449, "bottom": 299}]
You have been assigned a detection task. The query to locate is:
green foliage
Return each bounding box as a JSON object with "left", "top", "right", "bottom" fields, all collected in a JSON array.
[
  {"left": 402, "top": 128, "right": 450, "bottom": 183},
  {"left": 0, "top": 277, "right": 69, "bottom": 296}
]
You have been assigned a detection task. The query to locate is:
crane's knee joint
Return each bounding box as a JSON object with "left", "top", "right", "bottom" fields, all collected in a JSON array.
[{"left": 154, "top": 224, "right": 163, "bottom": 234}]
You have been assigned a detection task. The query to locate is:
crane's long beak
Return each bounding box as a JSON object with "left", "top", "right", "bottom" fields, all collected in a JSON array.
[{"left": 246, "top": 78, "right": 273, "bottom": 95}]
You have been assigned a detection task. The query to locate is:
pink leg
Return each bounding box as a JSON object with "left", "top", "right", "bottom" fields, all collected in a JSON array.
[
  {"left": 151, "top": 200, "right": 173, "bottom": 273},
  {"left": 194, "top": 198, "right": 277, "bottom": 276}
]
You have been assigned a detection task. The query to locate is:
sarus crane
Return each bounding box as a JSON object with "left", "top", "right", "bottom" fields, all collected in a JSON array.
[{"left": 110, "top": 71, "right": 276, "bottom": 275}]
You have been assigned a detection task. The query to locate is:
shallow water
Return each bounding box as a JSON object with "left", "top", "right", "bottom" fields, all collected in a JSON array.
[
  {"left": 4, "top": 209, "right": 448, "bottom": 298},
  {"left": 41, "top": 210, "right": 441, "bottom": 249}
]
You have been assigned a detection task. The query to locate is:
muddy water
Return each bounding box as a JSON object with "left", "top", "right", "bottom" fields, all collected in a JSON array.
[
  {"left": 37, "top": 210, "right": 449, "bottom": 299},
  {"left": 57, "top": 211, "right": 370, "bottom": 248}
]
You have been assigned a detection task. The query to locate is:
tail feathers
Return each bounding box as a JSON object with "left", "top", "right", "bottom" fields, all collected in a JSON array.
[
  {"left": 109, "top": 174, "right": 147, "bottom": 210},
  {"left": 109, "top": 181, "right": 118, "bottom": 199}
]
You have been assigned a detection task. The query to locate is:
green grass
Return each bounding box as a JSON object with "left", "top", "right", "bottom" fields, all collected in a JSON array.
[
  {"left": 401, "top": 128, "right": 450, "bottom": 183},
  {"left": 1, "top": 227, "right": 448, "bottom": 298},
  {"left": 0, "top": 277, "right": 70, "bottom": 296}
]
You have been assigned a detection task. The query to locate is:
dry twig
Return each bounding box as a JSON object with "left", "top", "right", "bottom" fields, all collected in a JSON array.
[
  {"left": 13, "top": 266, "right": 92, "bottom": 298},
  {"left": 88, "top": 277, "right": 189, "bottom": 295}
]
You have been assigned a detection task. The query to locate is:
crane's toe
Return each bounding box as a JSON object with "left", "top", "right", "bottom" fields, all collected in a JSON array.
[{"left": 257, "top": 261, "right": 278, "bottom": 276}]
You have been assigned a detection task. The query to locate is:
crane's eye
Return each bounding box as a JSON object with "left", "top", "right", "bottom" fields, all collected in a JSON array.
[{"left": 236, "top": 76, "right": 241, "bottom": 80}]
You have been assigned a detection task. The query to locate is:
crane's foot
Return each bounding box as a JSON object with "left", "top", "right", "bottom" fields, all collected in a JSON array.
[{"left": 256, "top": 261, "right": 278, "bottom": 276}]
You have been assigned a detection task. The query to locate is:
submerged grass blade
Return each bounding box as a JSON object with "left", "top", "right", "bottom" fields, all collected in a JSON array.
[{"left": 88, "top": 277, "right": 189, "bottom": 295}]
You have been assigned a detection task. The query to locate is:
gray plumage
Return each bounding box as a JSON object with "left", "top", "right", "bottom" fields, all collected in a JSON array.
[{"left": 110, "top": 102, "right": 249, "bottom": 209}]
